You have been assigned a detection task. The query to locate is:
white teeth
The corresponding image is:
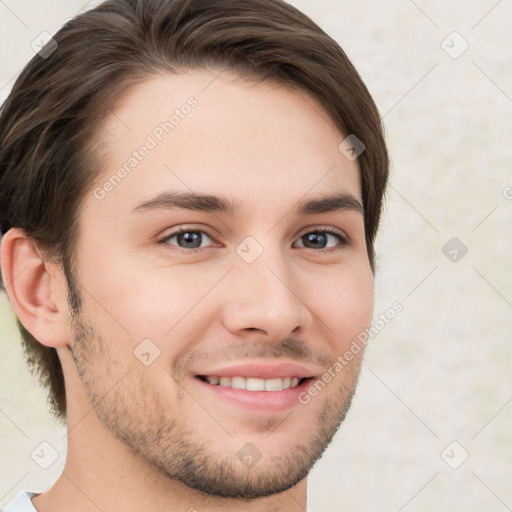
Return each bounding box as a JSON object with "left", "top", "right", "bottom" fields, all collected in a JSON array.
[
  {"left": 203, "top": 375, "right": 306, "bottom": 391},
  {"left": 247, "top": 378, "right": 266, "bottom": 391},
  {"left": 230, "top": 376, "right": 246, "bottom": 389},
  {"left": 265, "top": 378, "right": 284, "bottom": 391}
]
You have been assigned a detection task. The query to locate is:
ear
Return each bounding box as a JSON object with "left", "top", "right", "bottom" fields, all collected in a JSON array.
[{"left": 1, "top": 228, "right": 71, "bottom": 348}]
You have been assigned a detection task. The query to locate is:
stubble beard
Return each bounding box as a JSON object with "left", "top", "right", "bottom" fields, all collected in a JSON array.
[{"left": 67, "top": 284, "right": 361, "bottom": 499}]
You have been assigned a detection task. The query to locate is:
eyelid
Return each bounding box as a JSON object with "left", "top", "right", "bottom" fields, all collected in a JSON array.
[{"left": 296, "top": 224, "right": 349, "bottom": 241}]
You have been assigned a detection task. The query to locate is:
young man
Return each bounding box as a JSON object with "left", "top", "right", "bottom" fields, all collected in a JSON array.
[{"left": 0, "top": 0, "right": 388, "bottom": 510}]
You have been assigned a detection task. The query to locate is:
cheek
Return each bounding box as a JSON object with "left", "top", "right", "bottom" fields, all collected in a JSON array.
[
  {"left": 315, "top": 266, "right": 374, "bottom": 346},
  {"left": 80, "top": 256, "right": 219, "bottom": 343}
]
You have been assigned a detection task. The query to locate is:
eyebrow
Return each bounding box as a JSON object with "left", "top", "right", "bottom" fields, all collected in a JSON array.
[{"left": 130, "top": 191, "right": 364, "bottom": 217}]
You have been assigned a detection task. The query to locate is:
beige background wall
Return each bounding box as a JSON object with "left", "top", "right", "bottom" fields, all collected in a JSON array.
[{"left": 1, "top": 1, "right": 511, "bottom": 510}]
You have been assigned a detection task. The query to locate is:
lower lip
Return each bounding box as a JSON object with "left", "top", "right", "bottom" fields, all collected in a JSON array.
[{"left": 194, "top": 377, "right": 315, "bottom": 413}]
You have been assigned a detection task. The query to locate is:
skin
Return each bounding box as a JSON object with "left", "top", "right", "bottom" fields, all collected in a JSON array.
[{"left": 2, "top": 68, "right": 374, "bottom": 512}]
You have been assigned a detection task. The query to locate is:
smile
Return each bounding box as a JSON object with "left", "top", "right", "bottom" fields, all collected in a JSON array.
[{"left": 197, "top": 375, "right": 308, "bottom": 391}]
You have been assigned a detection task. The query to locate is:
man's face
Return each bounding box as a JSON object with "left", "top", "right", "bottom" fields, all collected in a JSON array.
[{"left": 65, "top": 69, "right": 374, "bottom": 498}]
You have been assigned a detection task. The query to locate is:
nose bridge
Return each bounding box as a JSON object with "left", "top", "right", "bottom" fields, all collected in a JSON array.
[{"left": 222, "top": 234, "right": 309, "bottom": 336}]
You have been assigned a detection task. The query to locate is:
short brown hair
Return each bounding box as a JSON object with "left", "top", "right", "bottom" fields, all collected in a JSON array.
[{"left": 0, "top": 0, "right": 389, "bottom": 424}]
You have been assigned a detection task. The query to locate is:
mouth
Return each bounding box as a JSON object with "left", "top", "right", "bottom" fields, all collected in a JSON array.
[
  {"left": 196, "top": 375, "right": 312, "bottom": 391},
  {"left": 193, "top": 374, "right": 317, "bottom": 412}
]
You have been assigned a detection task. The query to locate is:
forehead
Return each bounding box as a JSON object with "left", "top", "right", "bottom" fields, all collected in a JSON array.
[{"left": 91, "top": 69, "right": 362, "bottom": 216}]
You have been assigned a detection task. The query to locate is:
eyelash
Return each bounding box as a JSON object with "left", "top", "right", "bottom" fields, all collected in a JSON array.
[{"left": 159, "top": 226, "right": 350, "bottom": 254}]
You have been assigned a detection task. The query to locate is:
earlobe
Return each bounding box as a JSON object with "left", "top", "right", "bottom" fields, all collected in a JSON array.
[{"left": 1, "top": 228, "right": 71, "bottom": 348}]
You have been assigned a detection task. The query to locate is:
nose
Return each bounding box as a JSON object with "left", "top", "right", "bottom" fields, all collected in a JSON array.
[{"left": 221, "top": 244, "right": 312, "bottom": 340}]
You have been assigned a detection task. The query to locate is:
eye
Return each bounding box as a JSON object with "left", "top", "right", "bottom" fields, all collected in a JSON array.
[
  {"left": 161, "top": 228, "right": 216, "bottom": 252},
  {"left": 159, "top": 226, "right": 350, "bottom": 254},
  {"left": 294, "top": 227, "right": 349, "bottom": 253}
]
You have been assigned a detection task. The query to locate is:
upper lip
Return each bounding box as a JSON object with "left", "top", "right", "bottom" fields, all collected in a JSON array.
[{"left": 194, "top": 360, "right": 317, "bottom": 380}]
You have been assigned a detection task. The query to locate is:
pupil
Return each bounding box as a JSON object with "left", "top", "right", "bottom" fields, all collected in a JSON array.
[
  {"left": 180, "top": 231, "right": 201, "bottom": 248},
  {"left": 306, "top": 233, "right": 326, "bottom": 248}
]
